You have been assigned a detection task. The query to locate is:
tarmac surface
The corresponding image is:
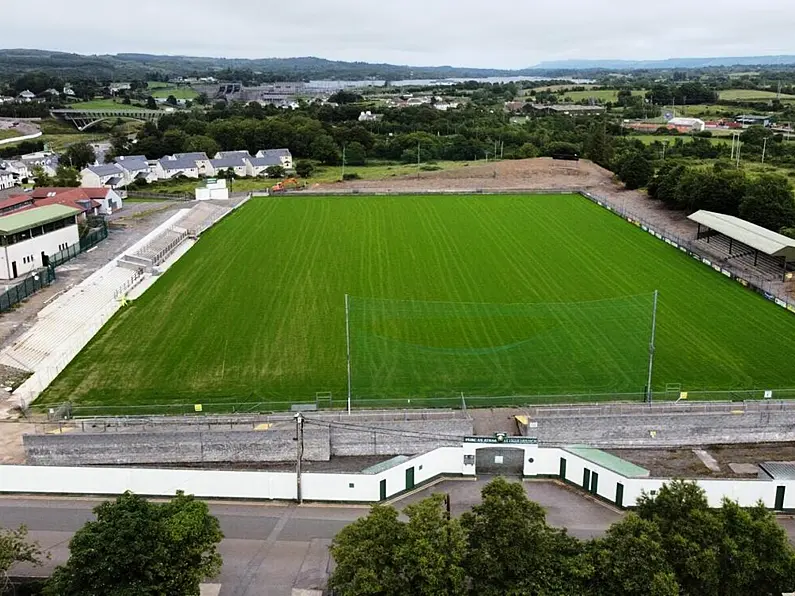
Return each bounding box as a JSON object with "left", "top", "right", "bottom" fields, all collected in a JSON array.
[{"left": 3, "top": 478, "right": 622, "bottom": 596}]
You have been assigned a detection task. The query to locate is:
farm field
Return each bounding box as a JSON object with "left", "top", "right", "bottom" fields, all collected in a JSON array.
[
  {"left": 38, "top": 193, "right": 795, "bottom": 411},
  {"left": 0, "top": 129, "right": 21, "bottom": 140},
  {"left": 719, "top": 89, "right": 795, "bottom": 102},
  {"left": 560, "top": 89, "right": 645, "bottom": 102},
  {"left": 70, "top": 99, "right": 152, "bottom": 110},
  {"left": 630, "top": 134, "right": 731, "bottom": 146},
  {"left": 149, "top": 86, "right": 199, "bottom": 100}
]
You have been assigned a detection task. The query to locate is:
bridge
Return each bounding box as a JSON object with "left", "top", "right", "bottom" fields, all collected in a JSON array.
[{"left": 50, "top": 108, "right": 162, "bottom": 131}]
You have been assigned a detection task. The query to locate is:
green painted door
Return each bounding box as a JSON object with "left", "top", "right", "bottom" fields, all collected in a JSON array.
[
  {"left": 590, "top": 471, "right": 599, "bottom": 495},
  {"left": 406, "top": 467, "right": 415, "bottom": 491},
  {"left": 559, "top": 458, "right": 567, "bottom": 480},
  {"left": 776, "top": 486, "right": 786, "bottom": 510},
  {"left": 582, "top": 468, "right": 591, "bottom": 490},
  {"left": 616, "top": 483, "right": 624, "bottom": 508},
  {"left": 380, "top": 479, "right": 387, "bottom": 501}
]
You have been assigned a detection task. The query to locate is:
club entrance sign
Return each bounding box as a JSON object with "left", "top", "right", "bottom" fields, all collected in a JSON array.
[{"left": 464, "top": 434, "right": 538, "bottom": 445}]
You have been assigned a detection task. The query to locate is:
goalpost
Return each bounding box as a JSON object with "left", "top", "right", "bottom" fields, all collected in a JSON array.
[{"left": 345, "top": 292, "right": 660, "bottom": 403}]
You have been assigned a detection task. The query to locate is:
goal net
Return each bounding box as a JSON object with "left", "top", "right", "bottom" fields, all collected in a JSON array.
[{"left": 347, "top": 294, "right": 656, "bottom": 400}]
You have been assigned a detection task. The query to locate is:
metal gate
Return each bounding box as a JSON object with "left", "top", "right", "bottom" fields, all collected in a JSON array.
[{"left": 474, "top": 447, "right": 525, "bottom": 475}]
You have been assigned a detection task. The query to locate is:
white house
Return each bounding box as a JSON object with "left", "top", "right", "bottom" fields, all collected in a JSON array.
[
  {"left": 256, "top": 149, "right": 293, "bottom": 170},
  {"left": 21, "top": 151, "right": 59, "bottom": 178},
  {"left": 358, "top": 111, "right": 383, "bottom": 122},
  {"left": 0, "top": 160, "right": 31, "bottom": 184},
  {"left": 0, "top": 205, "right": 80, "bottom": 279},
  {"left": 17, "top": 90, "right": 36, "bottom": 102},
  {"left": 0, "top": 170, "right": 15, "bottom": 190},
  {"left": 247, "top": 155, "right": 280, "bottom": 177},
  {"left": 80, "top": 163, "right": 127, "bottom": 189},
  {"left": 215, "top": 151, "right": 252, "bottom": 160},
  {"left": 210, "top": 156, "right": 249, "bottom": 178},
  {"left": 171, "top": 153, "right": 213, "bottom": 176},
  {"left": 114, "top": 156, "right": 157, "bottom": 184},
  {"left": 155, "top": 157, "right": 200, "bottom": 179}
]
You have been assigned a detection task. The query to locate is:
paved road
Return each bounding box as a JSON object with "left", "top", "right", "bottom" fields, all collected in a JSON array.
[{"left": 2, "top": 479, "right": 623, "bottom": 595}]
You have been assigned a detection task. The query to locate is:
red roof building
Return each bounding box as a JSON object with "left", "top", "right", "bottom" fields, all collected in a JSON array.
[{"left": 0, "top": 188, "right": 122, "bottom": 218}]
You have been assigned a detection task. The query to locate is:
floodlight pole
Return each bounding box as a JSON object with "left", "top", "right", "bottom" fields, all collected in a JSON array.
[
  {"left": 646, "top": 290, "right": 659, "bottom": 403},
  {"left": 345, "top": 293, "right": 352, "bottom": 415}
]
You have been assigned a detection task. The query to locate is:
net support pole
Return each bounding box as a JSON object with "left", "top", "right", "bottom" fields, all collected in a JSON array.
[
  {"left": 345, "top": 293, "right": 352, "bottom": 415},
  {"left": 646, "top": 290, "right": 659, "bottom": 404}
]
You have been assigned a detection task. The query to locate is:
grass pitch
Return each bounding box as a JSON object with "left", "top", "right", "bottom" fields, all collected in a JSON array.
[{"left": 39, "top": 194, "right": 795, "bottom": 410}]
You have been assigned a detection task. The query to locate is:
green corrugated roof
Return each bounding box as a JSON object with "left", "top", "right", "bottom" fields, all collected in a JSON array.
[
  {"left": 0, "top": 205, "right": 79, "bottom": 235},
  {"left": 564, "top": 445, "right": 650, "bottom": 478},
  {"left": 361, "top": 455, "right": 410, "bottom": 475}
]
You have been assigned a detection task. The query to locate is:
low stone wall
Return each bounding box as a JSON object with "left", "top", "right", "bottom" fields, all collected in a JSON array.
[
  {"left": 330, "top": 419, "right": 474, "bottom": 456},
  {"left": 523, "top": 401, "right": 795, "bottom": 447},
  {"left": 24, "top": 427, "right": 330, "bottom": 465},
  {"left": 23, "top": 410, "right": 473, "bottom": 465}
]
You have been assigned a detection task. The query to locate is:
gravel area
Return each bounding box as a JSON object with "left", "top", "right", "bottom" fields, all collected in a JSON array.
[{"left": 608, "top": 443, "right": 795, "bottom": 478}]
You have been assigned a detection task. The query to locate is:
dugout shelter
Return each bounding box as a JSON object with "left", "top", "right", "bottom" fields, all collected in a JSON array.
[{"left": 688, "top": 210, "right": 795, "bottom": 281}]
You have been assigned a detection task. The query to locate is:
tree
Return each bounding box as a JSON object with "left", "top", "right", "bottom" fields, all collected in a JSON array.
[
  {"left": 45, "top": 491, "right": 222, "bottom": 596},
  {"left": 62, "top": 142, "right": 96, "bottom": 170},
  {"left": 1, "top": 525, "right": 46, "bottom": 592},
  {"left": 265, "top": 165, "right": 285, "bottom": 178},
  {"left": 328, "top": 90, "right": 363, "bottom": 104},
  {"left": 184, "top": 135, "right": 220, "bottom": 159},
  {"left": 739, "top": 174, "right": 795, "bottom": 232},
  {"left": 311, "top": 134, "right": 341, "bottom": 165},
  {"left": 295, "top": 161, "right": 315, "bottom": 178},
  {"left": 31, "top": 165, "right": 53, "bottom": 187},
  {"left": 461, "top": 477, "right": 587, "bottom": 596},
  {"left": 588, "top": 514, "right": 678, "bottom": 596},
  {"left": 740, "top": 125, "right": 774, "bottom": 147},
  {"left": 636, "top": 480, "right": 722, "bottom": 596},
  {"left": 166, "top": 95, "right": 178, "bottom": 106},
  {"left": 398, "top": 495, "right": 467, "bottom": 596},
  {"left": 617, "top": 152, "right": 653, "bottom": 190},
  {"left": 52, "top": 165, "right": 80, "bottom": 187},
  {"left": 648, "top": 163, "right": 686, "bottom": 207},
  {"left": 329, "top": 505, "right": 407, "bottom": 596},
  {"left": 583, "top": 120, "right": 613, "bottom": 168},
  {"left": 344, "top": 141, "right": 367, "bottom": 166},
  {"left": 146, "top": 96, "right": 157, "bottom": 110},
  {"left": 716, "top": 500, "right": 795, "bottom": 596},
  {"left": 329, "top": 495, "right": 467, "bottom": 596}
]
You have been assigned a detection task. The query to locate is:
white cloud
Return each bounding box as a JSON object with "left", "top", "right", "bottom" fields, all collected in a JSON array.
[{"left": 3, "top": 0, "right": 794, "bottom": 68}]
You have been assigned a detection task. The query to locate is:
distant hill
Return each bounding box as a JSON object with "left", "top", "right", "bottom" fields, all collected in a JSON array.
[
  {"left": 0, "top": 49, "right": 515, "bottom": 81},
  {"left": 530, "top": 56, "right": 795, "bottom": 70},
  {"left": 2, "top": 49, "right": 795, "bottom": 81}
]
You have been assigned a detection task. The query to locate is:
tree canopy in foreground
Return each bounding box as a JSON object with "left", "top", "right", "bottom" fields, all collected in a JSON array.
[
  {"left": 330, "top": 477, "right": 795, "bottom": 596},
  {"left": 44, "top": 491, "right": 223, "bottom": 596}
]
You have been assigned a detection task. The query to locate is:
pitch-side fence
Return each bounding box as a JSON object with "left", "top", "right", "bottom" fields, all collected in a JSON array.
[{"left": 39, "top": 388, "right": 795, "bottom": 418}]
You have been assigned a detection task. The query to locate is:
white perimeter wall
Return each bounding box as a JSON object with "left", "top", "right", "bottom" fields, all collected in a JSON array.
[{"left": 2, "top": 446, "right": 793, "bottom": 508}]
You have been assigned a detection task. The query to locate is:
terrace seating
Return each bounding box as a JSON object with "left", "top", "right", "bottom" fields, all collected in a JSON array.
[
  {"left": 698, "top": 234, "right": 785, "bottom": 280},
  {"left": 0, "top": 267, "right": 140, "bottom": 372}
]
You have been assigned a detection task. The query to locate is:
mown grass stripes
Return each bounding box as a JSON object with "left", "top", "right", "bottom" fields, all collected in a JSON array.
[{"left": 38, "top": 194, "right": 795, "bottom": 410}]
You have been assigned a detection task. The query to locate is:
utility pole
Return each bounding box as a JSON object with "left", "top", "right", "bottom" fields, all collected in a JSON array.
[
  {"left": 295, "top": 412, "right": 304, "bottom": 504},
  {"left": 417, "top": 142, "right": 421, "bottom": 179},
  {"left": 645, "top": 290, "right": 659, "bottom": 404},
  {"left": 762, "top": 137, "right": 768, "bottom": 163},
  {"left": 341, "top": 145, "right": 346, "bottom": 181},
  {"left": 662, "top": 140, "right": 668, "bottom": 161},
  {"left": 736, "top": 138, "right": 742, "bottom": 169}
]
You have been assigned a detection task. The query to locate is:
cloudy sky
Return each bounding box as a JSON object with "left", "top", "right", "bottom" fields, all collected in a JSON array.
[{"left": 4, "top": 0, "right": 794, "bottom": 68}]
